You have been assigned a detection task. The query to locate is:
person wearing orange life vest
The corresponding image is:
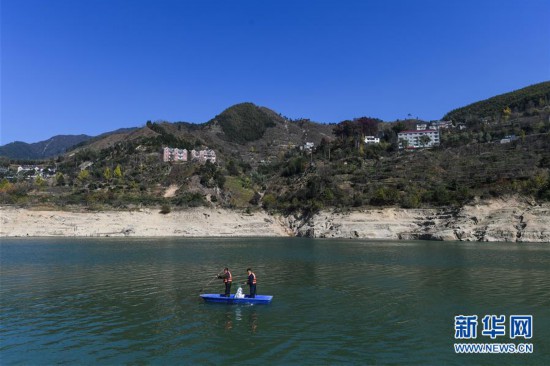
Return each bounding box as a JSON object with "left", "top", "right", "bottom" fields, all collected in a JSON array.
[
  {"left": 244, "top": 268, "right": 257, "bottom": 298},
  {"left": 217, "top": 268, "right": 232, "bottom": 297}
]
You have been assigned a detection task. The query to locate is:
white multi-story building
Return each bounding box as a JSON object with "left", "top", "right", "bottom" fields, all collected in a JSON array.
[
  {"left": 201, "top": 149, "right": 217, "bottom": 163},
  {"left": 190, "top": 149, "right": 217, "bottom": 163},
  {"left": 163, "top": 147, "right": 216, "bottom": 163},
  {"left": 398, "top": 129, "right": 440, "bottom": 149}
]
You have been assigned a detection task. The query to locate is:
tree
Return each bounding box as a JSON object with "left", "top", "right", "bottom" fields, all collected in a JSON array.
[
  {"left": 77, "top": 170, "right": 90, "bottom": 182},
  {"left": 114, "top": 165, "right": 123, "bottom": 179},
  {"left": 356, "top": 117, "right": 379, "bottom": 136},
  {"left": 262, "top": 194, "right": 277, "bottom": 210},
  {"left": 391, "top": 122, "right": 407, "bottom": 135},
  {"left": 503, "top": 106, "right": 512, "bottom": 122},
  {"left": 227, "top": 160, "right": 239, "bottom": 176},
  {"left": 419, "top": 135, "right": 431, "bottom": 148},
  {"left": 333, "top": 120, "right": 356, "bottom": 140},
  {"left": 319, "top": 137, "right": 331, "bottom": 160},
  {"left": 34, "top": 176, "right": 46, "bottom": 188},
  {"left": 104, "top": 167, "right": 112, "bottom": 181},
  {"left": 0, "top": 178, "right": 12, "bottom": 192},
  {"left": 55, "top": 172, "right": 65, "bottom": 186}
]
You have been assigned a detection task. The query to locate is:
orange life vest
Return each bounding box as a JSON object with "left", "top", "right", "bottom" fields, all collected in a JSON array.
[
  {"left": 251, "top": 272, "right": 257, "bottom": 284},
  {"left": 224, "top": 271, "right": 232, "bottom": 283}
]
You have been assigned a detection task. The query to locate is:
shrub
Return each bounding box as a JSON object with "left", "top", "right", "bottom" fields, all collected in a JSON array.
[{"left": 160, "top": 204, "right": 171, "bottom": 214}]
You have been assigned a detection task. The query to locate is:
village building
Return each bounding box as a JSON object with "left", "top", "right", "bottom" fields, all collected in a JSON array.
[
  {"left": 17, "top": 166, "right": 36, "bottom": 174},
  {"left": 163, "top": 147, "right": 216, "bottom": 163},
  {"left": 429, "top": 120, "right": 453, "bottom": 130},
  {"left": 398, "top": 129, "right": 440, "bottom": 149},
  {"left": 364, "top": 136, "right": 380, "bottom": 144},
  {"left": 416, "top": 123, "right": 427, "bottom": 131},
  {"left": 162, "top": 147, "right": 188, "bottom": 162},
  {"left": 199, "top": 149, "right": 216, "bottom": 163},
  {"left": 500, "top": 135, "right": 518, "bottom": 144}
]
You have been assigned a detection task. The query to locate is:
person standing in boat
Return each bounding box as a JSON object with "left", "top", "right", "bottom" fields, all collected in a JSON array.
[
  {"left": 217, "top": 268, "right": 232, "bottom": 297},
  {"left": 244, "top": 268, "right": 257, "bottom": 298}
]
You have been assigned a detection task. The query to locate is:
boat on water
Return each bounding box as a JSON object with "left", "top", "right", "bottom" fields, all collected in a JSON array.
[{"left": 200, "top": 294, "right": 273, "bottom": 304}]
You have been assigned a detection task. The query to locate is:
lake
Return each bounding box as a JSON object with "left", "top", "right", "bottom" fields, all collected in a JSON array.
[{"left": 1, "top": 238, "right": 549, "bottom": 365}]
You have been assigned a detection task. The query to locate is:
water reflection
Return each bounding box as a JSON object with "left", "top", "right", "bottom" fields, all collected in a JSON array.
[
  {"left": 224, "top": 310, "right": 233, "bottom": 331},
  {"left": 214, "top": 306, "right": 259, "bottom": 333}
]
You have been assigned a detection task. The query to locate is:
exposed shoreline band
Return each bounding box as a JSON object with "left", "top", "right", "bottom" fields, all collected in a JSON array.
[{"left": 1, "top": 197, "right": 549, "bottom": 242}]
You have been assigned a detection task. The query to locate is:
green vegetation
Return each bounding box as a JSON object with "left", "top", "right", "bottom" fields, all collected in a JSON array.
[
  {"left": 443, "top": 81, "right": 550, "bottom": 125},
  {"left": 224, "top": 176, "right": 256, "bottom": 208},
  {"left": 210, "top": 103, "right": 276, "bottom": 144},
  {"left": 1, "top": 89, "right": 549, "bottom": 215},
  {"left": 257, "top": 111, "right": 550, "bottom": 215},
  {"left": 146, "top": 121, "right": 195, "bottom": 149}
]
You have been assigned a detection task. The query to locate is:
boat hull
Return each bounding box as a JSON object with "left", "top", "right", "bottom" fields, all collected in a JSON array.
[{"left": 200, "top": 294, "right": 273, "bottom": 304}]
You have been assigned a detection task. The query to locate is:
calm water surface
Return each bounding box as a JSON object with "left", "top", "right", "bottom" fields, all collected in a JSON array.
[{"left": 1, "top": 238, "right": 549, "bottom": 365}]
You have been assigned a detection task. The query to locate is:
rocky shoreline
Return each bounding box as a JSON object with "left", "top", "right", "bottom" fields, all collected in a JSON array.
[
  {"left": 1, "top": 197, "right": 549, "bottom": 242},
  {"left": 288, "top": 197, "right": 550, "bottom": 242}
]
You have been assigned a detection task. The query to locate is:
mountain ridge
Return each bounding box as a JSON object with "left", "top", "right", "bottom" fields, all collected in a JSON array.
[
  {"left": 0, "top": 128, "right": 139, "bottom": 160},
  {"left": 4, "top": 80, "right": 549, "bottom": 160},
  {"left": 443, "top": 81, "right": 550, "bottom": 124},
  {"left": 0, "top": 135, "right": 93, "bottom": 160},
  {"left": 0, "top": 84, "right": 549, "bottom": 215}
]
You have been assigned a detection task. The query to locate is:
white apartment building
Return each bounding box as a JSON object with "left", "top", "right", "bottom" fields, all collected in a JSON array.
[
  {"left": 398, "top": 129, "right": 440, "bottom": 149},
  {"left": 163, "top": 147, "right": 216, "bottom": 163},
  {"left": 190, "top": 149, "right": 216, "bottom": 163}
]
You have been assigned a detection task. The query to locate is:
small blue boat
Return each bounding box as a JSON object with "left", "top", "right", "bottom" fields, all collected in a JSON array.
[{"left": 200, "top": 294, "right": 273, "bottom": 304}]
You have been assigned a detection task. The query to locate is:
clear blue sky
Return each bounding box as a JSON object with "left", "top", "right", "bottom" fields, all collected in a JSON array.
[{"left": 1, "top": 0, "right": 549, "bottom": 144}]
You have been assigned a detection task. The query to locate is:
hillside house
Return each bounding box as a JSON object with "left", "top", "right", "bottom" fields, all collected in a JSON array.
[
  {"left": 364, "top": 136, "right": 380, "bottom": 144},
  {"left": 15, "top": 165, "right": 56, "bottom": 178},
  {"left": 163, "top": 147, "right": 188, "bottom": 162},
  {"left": 200, "top": 149, "right": 217, "bottom": 163},
  {"left": 163, "top": 147, "right": 216, "bottom": 163},
  {"left": 416, "top": 124, "right": 427, "bottom": 131},
  {"left": 500, "top": 135, "right": 518, "bottom": 144},
  {"left": 17, "top": 166, "right": 36, "bottom": 174},
  {"left": 189, "top": 149, "right": 217, "bottom": 163},
  {"left": 430, "top": 120, "right": 453, "bottom": 129},
  {"left": 398, "top": 129, "right": 440, "bottom": 149}
]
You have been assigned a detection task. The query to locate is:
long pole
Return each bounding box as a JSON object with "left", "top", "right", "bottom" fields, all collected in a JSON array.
[{"left": 199, "top": 270, "right": 223, "bottom": 293}]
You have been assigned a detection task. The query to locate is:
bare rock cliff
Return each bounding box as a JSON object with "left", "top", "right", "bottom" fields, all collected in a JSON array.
[{"left": 287, "top": 197, "right": 550, "bottom": 242}]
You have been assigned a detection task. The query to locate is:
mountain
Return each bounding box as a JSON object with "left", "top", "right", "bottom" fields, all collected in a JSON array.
[
  {"left": 0, "top": 134, "right": 93, "bottom": 160},
  {"left": 1, "top": 91, "right": 549, "bottom": 214},
  {"left": 0, "top": 128, "right": 140, "bottom": 160},
  {"left": 443, "top": 81, "right": 550, "bottom": 124},
  {"left": 67, "top": 103, "right": 335, "bottom": 166},
  {"left": 207, "top": 102, "right": 279, "bottom": 143}
]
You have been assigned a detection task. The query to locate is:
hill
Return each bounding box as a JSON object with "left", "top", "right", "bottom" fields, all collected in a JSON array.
[
  {"left": 68, "top": 103, "right": 334, "bottom": 167},
  {"left": 443, "top": 81, "right": 550, "bottom": 125},
  {"left": 1, "top": 89, "right": 549, "bottom": 215},
  {"left": 0, "top": 135, "right": 92, "bottom": 160},
  {"left": 207, "top": 103, "right": 279, "bottom": 144}
]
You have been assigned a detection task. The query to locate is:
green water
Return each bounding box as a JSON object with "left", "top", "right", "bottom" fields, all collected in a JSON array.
[{"left": 1, "top": 238, "right": 549, "bottom": 365}]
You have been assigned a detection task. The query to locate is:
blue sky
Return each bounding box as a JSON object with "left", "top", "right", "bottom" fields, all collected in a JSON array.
[{"left": 1, "top": 0, "right": 549, "bottom": 144}]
